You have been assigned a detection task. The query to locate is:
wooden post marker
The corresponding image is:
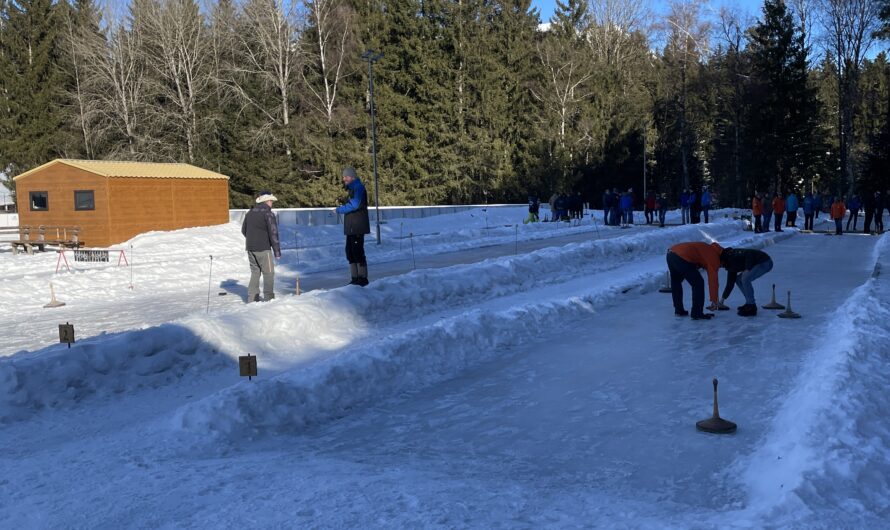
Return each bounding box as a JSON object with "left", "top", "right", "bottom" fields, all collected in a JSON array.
[
  {"left": 777, "top": 291, "right": 801, "bottom": 319},
  {"left": 762, "top": 284, "right": 785, "bottom": 310},
  {"left": 295, "top": 274, "right": 301, "bottom": 296},
  {"left": 239, "top": 354, "right": 258, "bottom": 381},
  {"left": 696, "top": 378, "right": 737, "bottom": 434},
  {"left": 44, "top": 282, "right": 66, "bottom": 308},
  {"left": 59, "top": 322, "right": 75, "bottom": 349}
]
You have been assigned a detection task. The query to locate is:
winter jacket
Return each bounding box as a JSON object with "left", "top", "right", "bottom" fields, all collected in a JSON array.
[
  {"left": 701, "top": 191, "right": 712, "bottom": 207},
  {"left": 603, "top": 192, "right": 614, "bottom": 209},
  {"left": 688, "top": 193, "right": 698, "bottom": 208},
  {"left": 528, "top": 196, "right": 540, "bottom": 214},
  {"left": 772, "top": 197, "right": 786, "bottom": 215},
  {"left": 646, "top": 195, "right": 656, "bottom": 209},
  {"left": 848, "top": 197, "right": 861, "bottom": 213},
  {"left": 242, "top": 202, "right": 281, "bottom": 257},
  {"left": 336, "top": 178, "right": 371, "bottom": 235},
  {"left": 813, "top": 195, "right": 823, "bottom": 211},
  {"left": 803, "top": 195, "right": 814, "bottom": 214},
  {"left": 656, "top": 196, "right": 669, "bottom": 210},
  {"left": 752, "top": 196, "right": 763, "bottom": 216},
  {"left": 786, "top": 193, "right": 799, "bottom": 213},
  {"left": 831, "top": 201, "right": 846, "bottom": 220},
  {"left": 669, "top": 242, "right": 723, "bottom": 303},
  {"left": 720, "top": 248, "right": 771, "bottom": 300},
  {"left": 620, "top": 193, "right": 633, "bottom": 210},
  {"left": 680, "top": 192, "right": 689, "bottom": 207}
]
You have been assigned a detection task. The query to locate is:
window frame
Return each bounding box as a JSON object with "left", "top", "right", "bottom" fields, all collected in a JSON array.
[
  {"left": 74, "top": 190, "right": 95, "bottom": 211},
  {"left": 29, "top": 191, "right": 49, "bottom": 211}
]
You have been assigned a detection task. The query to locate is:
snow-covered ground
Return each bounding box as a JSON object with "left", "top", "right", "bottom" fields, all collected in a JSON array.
[{"left": 2, "top": 207, "right": 889, "bottom": 528}]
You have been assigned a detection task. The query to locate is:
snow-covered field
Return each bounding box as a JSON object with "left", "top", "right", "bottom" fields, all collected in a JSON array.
[{"left": 2, "top": 206, "right": 889, "bottom": 528}]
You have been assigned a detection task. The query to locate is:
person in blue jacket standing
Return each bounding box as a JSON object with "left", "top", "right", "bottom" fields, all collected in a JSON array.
[
  {"left": 802, "top": 192, "right": 815, "bottom": 231},
  {"left": 680, "top": 189, "right": 689, "bottom": 224},
  {"left": 846, "top": 194, "right": 861, "bottom": 232},
  {"left": 813, "top": 193, "right": 823, "bottom": 220},
  {"left": 335, "top": 167, "right": 371, "bottom": 286},
  {"left": 701, "top": 186, "right": 712, "bottom": 223},
  {"left": 785, "top": 191, "right": 799, "bottom": 227}
]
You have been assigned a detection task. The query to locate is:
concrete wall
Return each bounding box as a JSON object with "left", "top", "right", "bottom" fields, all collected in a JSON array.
[{"left": 229, "top": 204, "right": 523, "bottom": 226}]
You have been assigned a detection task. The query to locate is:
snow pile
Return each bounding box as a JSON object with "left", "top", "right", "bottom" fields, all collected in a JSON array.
[
  {"left": 737, "top": 235, "right": 890, "bottom": 526},
  {"left": 169, "top": 220, "right": 767, "bottom": 441}
]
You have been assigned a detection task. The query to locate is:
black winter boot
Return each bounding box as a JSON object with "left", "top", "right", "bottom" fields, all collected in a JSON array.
[
  {"left": 355, "top": 264, "right": 369, "bottom": 286},
  {"left": 737, "top": 304, "right": 757, "bottom": 316},
  {"left": 348, "top": 263, "right": 359, "bottom": 285}
]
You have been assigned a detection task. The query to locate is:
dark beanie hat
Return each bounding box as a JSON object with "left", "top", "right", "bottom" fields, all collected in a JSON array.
[{"left": 342, "top": 167, "right": 358, "bottom": 179}]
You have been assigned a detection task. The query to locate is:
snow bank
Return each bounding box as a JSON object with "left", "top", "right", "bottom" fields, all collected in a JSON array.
[
  {"left": 736, "top": 235, "right": 890, "bottom": 525},
  {"left": 0, "top": 218, "right": 754, "bottom": 427},
  {"left": 170, "top": 221, "right": 773, "bottom": 442}
]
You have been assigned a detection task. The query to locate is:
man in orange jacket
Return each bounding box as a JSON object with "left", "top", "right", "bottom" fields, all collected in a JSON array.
[
  {"left": 831, "top": 196, "right": 846, "bottom": 235},
  {"left": 752, "top": 193, "right": 763, "bottom": 233},
  {"left": 666, "top": 241, "right": 725, "bottom": 320},
  {"left": 772, "top": 192, "right": 786, "bottom": 232}
]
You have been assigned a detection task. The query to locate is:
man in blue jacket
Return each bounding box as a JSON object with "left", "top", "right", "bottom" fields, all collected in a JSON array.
[
  {"left": 701, "top": 186, "right": 712, "bottom": 223},
  {"left": 803, "top": 192, "right": 815, "bottom": 231},
  {"left": 680, "top": 189, "right": 689, "bottom": 224},
  {"left": 786, "top": 191, "right": 799, "bottom": 227},
  {"left": 335, "top": 167, "right": 371, "bottom": 286},
  {"left": 846, "top": 194, "right": 861, "bottom": 232},
  {"left": 242, "top": 191, "right": 281, "bottom": 302}
]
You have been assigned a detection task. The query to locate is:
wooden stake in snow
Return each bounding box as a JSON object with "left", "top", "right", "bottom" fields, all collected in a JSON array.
[{"left": 44, "top": 282, "right": 66, "bottom": 308}]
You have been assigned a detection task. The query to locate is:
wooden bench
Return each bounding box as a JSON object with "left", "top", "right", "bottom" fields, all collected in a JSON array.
[{"left": 9, "top": 225, "right": 81, "bottom": 255}]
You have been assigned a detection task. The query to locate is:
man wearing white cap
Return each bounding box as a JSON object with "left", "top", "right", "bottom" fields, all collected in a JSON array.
[
  {"left": 241, "top": 190, "right": 281, "bottom": 302},
  {"left": 335, "top": 167, "right": 371, "bottom": 285}
]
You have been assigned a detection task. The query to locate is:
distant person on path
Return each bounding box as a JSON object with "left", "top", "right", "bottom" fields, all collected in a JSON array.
[
  {"left": 785, "top": 191, "right": 799, "bottom": 227},
  {"left": 803, "top": 192, "right": 815, "bottom": 231},
  {"left": 549, "top": 192, "right": 558, "bottom": 222},
  {"left": 813, "top": 192, "right": 823, "bottom": 220},
  {"left": 602, "top": 189, "right": 612, "bottom": 225},
  {"left": 689, "top": 189, "right": 700, "bottom": 224},
  {"left": 846, "top": 194, "right": 861, "bottom": 232},
  {"left": 752, "top": 193, "right": 763, "bottom": 233},
  {"left": 645, "top": 191, "right": 656, "bottom": 224},
  {"left": 620, "top": 188, "right": 634, "bottom": 226},
  {"left": 526, "top": 195, "right": 540, "bottom": 223},
  {"left": 831, "top": 196, "right": 846, "bottom": 235},
  {"left": 241, "top": 190, "right": 281, "bottom": 302},
  {"left": 666, "top": 241, "right": 724, "bottom": 320},
  {"left": 863, "top": 191, "right": 876, "bottom": 233},
  {"left": 610, "top": 188, "right": 622, "bottom": 226},
  {"left": 335, "top": 167, "right": 371, "bottom": 286},
  {"left": 719, "top": 247, "right": 773, "bottom": 317},
  {"left": 876, "top": 191, "right": 885, "bottom": 233},
  {"left": 656, "top": 193, "right": 669, "bottom": 227},
  {"left": 701, "top": 186, "right": 712, "bottom": 223},
  {"left": 772, "top": 192, "right": 785, "bottom": 232},
  {"left": 762, "top": 192, "right": 773, "bottom": 232},
  {"left": 680, "top": 189, "right": 690, "bottom": 224}
]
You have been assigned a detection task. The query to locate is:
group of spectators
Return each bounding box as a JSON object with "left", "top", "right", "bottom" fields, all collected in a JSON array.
[{"left": 751, "top": 189, "right": 888, "bottom": 236}]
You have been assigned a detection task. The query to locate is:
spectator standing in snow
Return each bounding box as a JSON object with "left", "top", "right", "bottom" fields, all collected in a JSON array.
[
  {"left": 831, "top": 196, "right": 846, "bottom": 235},
  {"left": 680, "top": 189, "right": 690, "bottom": 224},
  {"left": 602, "top": 189, "right": 612, "bottom": 225},
  {"left": 701, "top": 186, "right": 712, "bottom": 223},
  {"left": 620, "top": 188, "right": 634, "bottom": 226},
  {"left": 655, "top": 193, "right": 668, "bottom": 228},
  {"left": 335, "top": 167, "right": 371, "bottom": 286},
  {"left": 719, "top": 247, "right": 773, "bottom": 317},
  {"left": 645, "top": 191, "right": 656, "bottom": 224},
  {"left": 772, "top": 192, "right": 785, "bottom": 232},
  {"left": 666, "top": 241, "right": 724, "bottom": 320},
  {"left": 241, "top": 190, "right": 281, "bottom": 302},
  {"left": 876, "top": 191, "right": 885, "bottom": 233},
  {"left": 863, "top": 191, "right": 876, "bottom": 233},
  {"left": 846, "top": 194, "right": 861, "bottom": 232},
  {"left": 688, "top": 189, "right": 699, "bottom": 224},
  {"left": 762, "top": 192, "right": 773, "bottom": 232},
  {"left": 785, "top": 191, "right": 799, "bottom": 227},
  {"left": 752, "top": 193, "right": 763, "bottom": 233},
  {"left": 813, "top": 192, "right": 823, "bottom": 220},
  {"left": 549, "top": 192, "right": 558, "bottom": 222},
  {"left": 610, "top": 188, "right": 622, "bottom": 226},
  {"left": 527, "top": 195, "right": 540, "bottom": 223},
  {"left": 803, "top": 192, "right": 815, "bottom": 231}
]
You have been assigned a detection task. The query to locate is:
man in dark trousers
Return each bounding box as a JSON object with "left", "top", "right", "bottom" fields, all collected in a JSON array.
[
  {"left": 335, "top": 167, "right": 371, "bottom": 286},
  {"left": 666, "top": 241, "right": 724, "bottom": 320},
  {"left": 718, "top": 247, "right": 773, "bottom": 317},
  {"left": 241, "top": 190, "right": 281, "bottom": 302}
]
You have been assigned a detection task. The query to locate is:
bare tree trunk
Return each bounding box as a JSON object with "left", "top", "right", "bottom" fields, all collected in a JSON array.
[{"left": 302, "top": 0, "right": 356, "bottom": 123}]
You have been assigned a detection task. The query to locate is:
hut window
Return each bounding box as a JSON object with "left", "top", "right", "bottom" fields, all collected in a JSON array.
[
  {"left": 74, "top": 190, "right": 95, "bottom": 211},
  {"left": 29, "top": 191, "right": 48, "bottom": 211}
]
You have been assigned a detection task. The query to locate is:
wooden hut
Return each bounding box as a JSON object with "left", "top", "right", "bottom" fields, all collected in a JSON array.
[{"left": 13, "top": 159, "right": 229, "bottom": 248}]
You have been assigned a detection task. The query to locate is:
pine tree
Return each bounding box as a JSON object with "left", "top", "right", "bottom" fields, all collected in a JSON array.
[{"left": 0, "top": 0, "right": 67, "bottom": 175}]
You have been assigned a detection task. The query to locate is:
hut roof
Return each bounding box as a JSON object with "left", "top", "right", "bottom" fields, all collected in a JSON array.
[{"left": 13, "top": 159, "right": 230, "bottom": 181}]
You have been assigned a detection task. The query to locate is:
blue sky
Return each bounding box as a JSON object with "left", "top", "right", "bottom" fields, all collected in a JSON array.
[{"left": 531, "top": 0, "right": 766, "bottom": 24}]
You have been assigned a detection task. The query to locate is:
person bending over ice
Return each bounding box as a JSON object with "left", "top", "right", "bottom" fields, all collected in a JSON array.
[
  {"left": 666, "top": 242, "right": 725, "bottom": 320},
  {"left": 718, "top": 247, "right": 774, "bottom": 317}
]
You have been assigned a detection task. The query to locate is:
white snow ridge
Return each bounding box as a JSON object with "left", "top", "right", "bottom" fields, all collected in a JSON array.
[{"left": 2, "top": 206, "right": 889, "bottom": 528}]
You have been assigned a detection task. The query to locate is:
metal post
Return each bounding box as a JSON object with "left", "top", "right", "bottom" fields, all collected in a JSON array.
[
  {"left": 363, "top": 50, "right": 384, "bottom": 245},
  {"left": 642, "top": 125, "right": 647, "bottom": 200}
]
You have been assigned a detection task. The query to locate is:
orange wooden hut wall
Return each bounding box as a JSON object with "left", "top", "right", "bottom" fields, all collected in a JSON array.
[{"left": 13, "top": 160, "right": 230, "bottom": 247}]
